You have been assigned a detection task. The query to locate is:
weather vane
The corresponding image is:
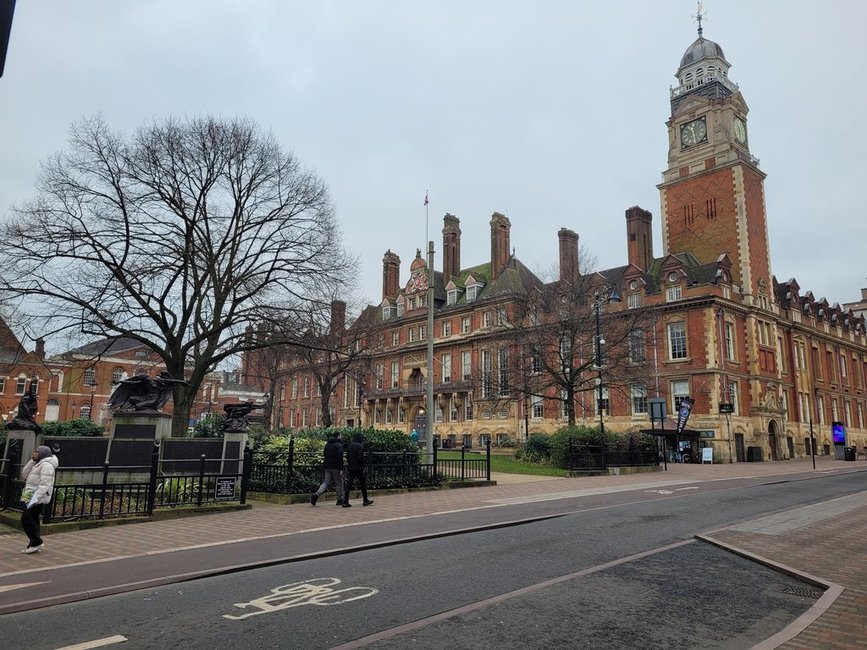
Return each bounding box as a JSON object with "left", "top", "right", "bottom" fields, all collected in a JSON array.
[{"left": 694, "top": 2, "right": 706, "bottom": 37}]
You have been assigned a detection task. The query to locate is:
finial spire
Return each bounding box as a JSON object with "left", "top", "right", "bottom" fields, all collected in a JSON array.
[{"left": 694, "top": 2, "right": 705, "bottom": 37}]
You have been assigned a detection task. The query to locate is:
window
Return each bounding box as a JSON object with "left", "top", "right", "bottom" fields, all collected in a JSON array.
[
  {"left": 627, "top": 293, "right": 640, "bottom": 309},
  {"left": 83, "top": 368, "right": 97, "bottom": 386},
  {"left": 840, "top": 354, "right": 848, "bottom": 380},
  {"left": 80, "top": 402, "right": 92, "bottom": 420},
  {"left": 16, "top": 374, "right": 26, "bottom": 395},
  {"left": 531, "top": 353, "right": 543, "bottom": 374},
  {"left": 532, "top": 394, "right": 544, "bottom": 419},
  {"left": 450, "top": 397, "right": 458, "bottom": 422},
  {"left": 408, "top": 298, "right": 416, "bottom": 311},
  {"left": 722, "top": 285, "right": 731, "bottom": 299},
  {"left": 435, "top": 404, "right": 443, "bottom": 422},
  {"left": 631, "top": 386, "right": 648, "bottom": 415},
  {"left": 462, "top": 351, "right": 472, "bottom": 381},
  {"left": 479, "top": 433, "right": 491, "bottom": 446},
  {"left": 757, "top": 320, "right": 771, "bottom": 347},
  {"left": 441, "top": 354, "right": 452, "bottom": 383},
  {"left": 728, "top": 381, "right": 738, "bottom": 415},
  {"left": 374, "top": 409, "right": 381, "bottom": 424},
  {"left": 497, "top": 307, "right": 507, "bottom": 326},
  {"left": 777, "top": 337, "right": 786, "bottom": 374},
  {"left": 666, "top": 285, "right": 682, "bottom": 302},
  {"left": 397, "top": 302, "right": 405, "bottom": 318},
  {"left": 668, "top": 321, "right": 688, "bottom": 360},
  {"left": 398, "top": 408, "right": 406, "bottom": 423},
  {"left": 386, "top": 408, "right": 393, "bottom": 424},
  {"left": 724, "top": 322, "right": 735, "bottom": 361},
  {"left": 303, "top": 377, "right": 309, "bottom": 397},
  {"left": 817, "top": 395, "right": 826, "bottom": 425},
  {"left": 442, "top": 321, "right": 452, "bottom": 337},
  {"left": 375, "top": 364, "right": 384, "bottom": 389},
  {"left": 382, "top": 305, "right": 394, "bottom": 319},
  {"left": 497, "top": 348, "right": 509, "bottom": 396},
  {"left": 391, "top": 361, "right": 399, "bottom": 388},
  {"left": 463, "top": 434, "right": 472, "bottom": 447},
  {"left": 597, "top": 386, "right": 609, "bottom": 416},
  {"left": 629, "top": 330, "right": 645, "bottom": 363},
  {"left": 392, "top": 331, "right": 399, "bottom": 346},
  {"left": 795, "top": 342, "right": 807, "bottom": 371},
  {"left": 462, "top": 317, "right": 471, "bottom": 334},
  {"left": 419, "top": 325, "right": 426, "bottom": 341},
  {"left": 466, "top": 285, "right": 478, "bottom": 301},
  {"left": 409, "top": 328, "right": 416, "bottom": 343},
  {"left": 291, "top": 378, "right": 298, "bottom": 399},
  {"left": 482, "top": 312, "right": 492, "bottom": 328},
  {"left": 464, "top": 396, "right": 473, "bottom": 421},
  {"left": 671, "top": 380, "right": 690, "bottom": 413},
  {"left": 447, "top": 289, "right": 458, "bottom": 305},
  {"left": 481, "top": 350, "right": 493, "bottom": 398},
  {"left": 112, "top": 368, "right": 125, "bottom": 383},
  {"left": 0, "top": 377, "right": 5, "bottom": 394},
  {"left": 845, "top": 401, "right": 852, "bottom": 427},
  {"left": 831, "top": 398, "right": 839, "bottom": 422}
]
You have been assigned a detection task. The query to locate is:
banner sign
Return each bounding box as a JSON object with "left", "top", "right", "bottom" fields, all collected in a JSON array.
[{"left": 676, "top": 397, "right": 695, "bottom": 435}]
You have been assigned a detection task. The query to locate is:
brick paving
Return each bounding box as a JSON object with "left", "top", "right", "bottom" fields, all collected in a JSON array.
[{"left": 1, "top": 455, "right": 866, "bottom": 648}]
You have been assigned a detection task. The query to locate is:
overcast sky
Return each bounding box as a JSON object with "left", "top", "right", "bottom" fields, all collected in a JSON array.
[{"left": 2, "top": 1, "right": 865, "bottom": 317}]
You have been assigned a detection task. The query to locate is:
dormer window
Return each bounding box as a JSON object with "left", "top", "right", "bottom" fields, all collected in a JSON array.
[
  {"left": 466, "top": 285, "right": 478, "bottom": 301},
  {"left": 447, "top": 289, "right": 458, "bottom": 306},
  {"left": 382, "top": 305, "right": 394, "bottom": 320},
  {"left": 627, "top": 293, "right": 640, "bottom": 309},
  {"left": 396, "top": 302, "right": 404, "bottom": 318},
  {"left": 666, "top": 285, "right": 682, "bottom": 302}
]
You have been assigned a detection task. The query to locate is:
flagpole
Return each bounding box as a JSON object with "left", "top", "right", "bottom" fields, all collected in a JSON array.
[{"left": 424, "top": 190, "right": 435, "bottom": 465}]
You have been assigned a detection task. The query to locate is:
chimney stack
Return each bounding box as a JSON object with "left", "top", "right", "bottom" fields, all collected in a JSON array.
[
  {"left": 382, "top": 250, "right": 401, "bottom": 299},
  {"left": 330, "top": 300, "right": 346, "bottom": 336},
  {"left": 558, "top": 228, "right": 579, "bottom": 284},
  {"left": 442, "top": 214, "right": 461, "bottom": 282},
  {"left": 35, "top": 337, "right": 45, "bottom": 360},
  {"left": 489, "top": 212, "right": 511, "bottom": 282},
  {"left": 625, "top": 206, "right": 654, "bottom": 272}
]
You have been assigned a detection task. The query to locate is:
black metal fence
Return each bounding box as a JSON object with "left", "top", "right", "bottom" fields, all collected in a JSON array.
[
  {"left": 0, "top": 444, "right": 252, "bottom": 523},
  {"left": 250, "top": 440, "right": 491, "bottom": 495},
  {"left": 568, "top": 442, "right": 658, "bottom": 471}
]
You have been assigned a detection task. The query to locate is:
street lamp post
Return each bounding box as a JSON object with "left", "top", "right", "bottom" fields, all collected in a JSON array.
[{"left": 593, "top": 286, "right": 621, "bottom": 468}]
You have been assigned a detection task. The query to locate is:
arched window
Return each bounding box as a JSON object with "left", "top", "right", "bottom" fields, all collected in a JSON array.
[
  {"left": 83, "top": 368, "right": 96, "bottom": 386},
  {"left": 16, "top": 373, "right": 27, "bottom": 395},
  {"left": 80, "top": 402, "right": 92, "bottom": 419},
  {"left": 696, "top": 67, "right": 704, "bottom": 77},
  {"left": 685, "top": 72, "right": 693, "bottom": 81}
]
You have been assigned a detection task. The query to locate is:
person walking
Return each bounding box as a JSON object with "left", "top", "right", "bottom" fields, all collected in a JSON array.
[
  {"left": 343, "top": 432, "right": 373, "bottom": 507},
  {"left": 310, "top": 433, "right": 346, "bottom": 507},
  {"left": 20, "top": 445, "right": 59, "bottom": 554}
]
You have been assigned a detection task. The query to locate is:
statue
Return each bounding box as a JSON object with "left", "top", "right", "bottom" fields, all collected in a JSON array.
[
  {"left": 7, "top": 374, "right": 41, "bottom": 433},
  {"left": 107, "top": 371, "right": 188, "bottom": 412},
  {"left": 223, "top": 401, "right": 260, "bottom": 433}
]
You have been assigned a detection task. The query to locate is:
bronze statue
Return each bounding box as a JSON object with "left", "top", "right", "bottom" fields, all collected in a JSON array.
[
  {"left": 108, "top": 371, "right": 188, "bottom": 412},
  {"left": 7, "top": 374, "right": 41, "bottom": 433},
  {"left": 223, "top": 401, "right": 260, "bottom": 433}
]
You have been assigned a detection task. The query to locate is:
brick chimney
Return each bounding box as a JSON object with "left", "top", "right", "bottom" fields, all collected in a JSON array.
[
  {"left": 625, "top": 206, "right": 653, "bottom": 272},
  {"left": 330, "top": 300, "right": 346, "bottom": 336},
  {"left": 489, "top": 212, "right": 511, "bottom": 282},
  {"left": 382, "top": 250, "right": 401, "bottom": 299},
  {"left": 442, "top": 214, "right": 461, "bottom": 282},
  {"left": 558, "top": 228, "right": 579, "bottom": 285},
  {"left": 35, "top": 337, "right": 45, "bottom": 360}
]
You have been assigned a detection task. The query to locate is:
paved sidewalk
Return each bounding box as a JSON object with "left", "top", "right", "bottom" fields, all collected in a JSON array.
[{"left": 1, "top": 455, "right": 866, "bottom": 648}]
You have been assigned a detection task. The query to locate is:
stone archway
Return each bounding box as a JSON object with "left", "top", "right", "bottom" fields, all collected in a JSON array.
[{"left": 768, "top": 420, "right": 779, "bottom": 461}]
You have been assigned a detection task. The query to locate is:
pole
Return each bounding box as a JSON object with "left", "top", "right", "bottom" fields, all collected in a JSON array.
[
  {"left": 809, "top": 415, "right": 816, "bottom": 470},
  {"left": 595, "top": 297, "right": 606, "bottom": 468},
  {"left": 726, "top": 412, "right": 733, "bottom": 463},
  {"left": 426, "top": 240, "right": 435, "bottom": 464}
]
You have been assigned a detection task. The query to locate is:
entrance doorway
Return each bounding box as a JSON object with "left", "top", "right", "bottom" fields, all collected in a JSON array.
[
  {"left": 787, "top": 436, "right": 795, "bottom": 459},
  {"left": 768, "top": 421, "right": 779, "bottom": 461},
  {"left": 735, "top": 433, "right": 746, "bottom": 463}
]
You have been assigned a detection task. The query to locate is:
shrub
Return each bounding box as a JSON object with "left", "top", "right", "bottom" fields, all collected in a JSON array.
[
  {"left": 516, "top": 434, "right": 553, "bottom": 464},
  {"left": 190, "top": 414, "right": 224, "bottom": 438},
  {"left": 40, "top": 418, "right": 105, "bottom": 437}
]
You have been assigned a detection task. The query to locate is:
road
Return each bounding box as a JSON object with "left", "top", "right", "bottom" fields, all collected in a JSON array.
[{"left": 2, "top": 469, "right": 865, "bottom": 649}]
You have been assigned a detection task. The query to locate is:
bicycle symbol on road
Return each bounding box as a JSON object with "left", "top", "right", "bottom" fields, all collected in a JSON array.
[{"left": 223, "top": 577, "right": 379, "bottom": 620}]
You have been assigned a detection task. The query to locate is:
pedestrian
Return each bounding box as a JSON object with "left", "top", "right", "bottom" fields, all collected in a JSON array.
[
  {"left": 310, "top": 432, "right": 346, "bottom": 507},
  {"left": 344, "top": 432, "right": 373, "bottom": 507},
  {"left": 20, "top": 445, "right": 59, "bottom": 554}
]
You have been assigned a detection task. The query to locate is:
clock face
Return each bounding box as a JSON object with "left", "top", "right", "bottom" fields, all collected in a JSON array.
[
  {"left": 680, "top": 117, "right": 707, "bottom": 148},
  {"left": 734, "top": 117, "right": 746, "bottom": 143}
]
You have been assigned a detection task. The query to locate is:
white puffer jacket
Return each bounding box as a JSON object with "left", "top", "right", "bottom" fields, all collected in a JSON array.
[{"left": 21, "top": 455, "right": 59, "bottom": 505}]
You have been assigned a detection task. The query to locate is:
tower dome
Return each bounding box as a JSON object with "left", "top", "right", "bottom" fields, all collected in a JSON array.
[
  {"left": 670, "top": 12, "right": 737, "bottom": 109},
  {"left": 679, "top": 36, "right": 728, "bottom": 69}
]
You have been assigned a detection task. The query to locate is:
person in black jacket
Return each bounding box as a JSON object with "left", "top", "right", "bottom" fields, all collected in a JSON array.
[
  {"left": 343, "top": 432, "right": 373, "bottom": 507},
  {"left": 311, "top": 433, "right": 346, "bottom": 507}
]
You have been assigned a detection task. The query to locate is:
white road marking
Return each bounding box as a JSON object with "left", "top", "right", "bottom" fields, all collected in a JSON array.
[
  {"left": 224, "top": 578, "right": 379, "bottom": 620},
  {"left": 0, "top": 581, "right": 49, "bottom": 593},
  {"left": 54, "top": 635, "right": 127, "bottom": 649},
  {"left": 674, "top": 486, "right": 699, "bottom": 491}
]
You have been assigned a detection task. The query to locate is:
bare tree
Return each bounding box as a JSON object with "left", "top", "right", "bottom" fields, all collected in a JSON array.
[
  {"left": 0, "top": 115, "right": 353, "bottom": 434},
  {"left": 506, "top": 266, "right": 655, "bottom": 428}
]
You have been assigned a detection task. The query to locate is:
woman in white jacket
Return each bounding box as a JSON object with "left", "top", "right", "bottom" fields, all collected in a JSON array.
[{"left": 20, "top": 445, "right": 59, "bottom": 554}]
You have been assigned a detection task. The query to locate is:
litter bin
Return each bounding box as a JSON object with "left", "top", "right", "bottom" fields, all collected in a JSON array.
[{"left": 844, "top": 446, "right": 856, "bottom": 461}]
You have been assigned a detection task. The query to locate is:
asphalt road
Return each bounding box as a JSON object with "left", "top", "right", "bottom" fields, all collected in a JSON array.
[{"left": 3, "top": 471, "right": 865, "bottom": 650}]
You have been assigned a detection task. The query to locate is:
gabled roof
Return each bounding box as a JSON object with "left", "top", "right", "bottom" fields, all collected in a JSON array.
[{"left": 59, "top": 337, "right": 147, "bottom": 358}]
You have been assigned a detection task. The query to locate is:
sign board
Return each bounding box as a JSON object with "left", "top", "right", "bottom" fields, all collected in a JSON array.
[
  {"left": 702, "top": 448, "right": 713, "bottom": 464},
  {"left": 719, "top": 403, "right": 734, "bottom": 414},
  {"left": 699, "top": 430, "right": 715, "bottom": 438},
  {"left": 832, "top": 421, "right": 846, "bottom": 445},
  {"left": 648, "top": 398, "right": 667, "bottom": 423},
  {"left": 215, "top": 476, "right": 236, "bottom": 501}
]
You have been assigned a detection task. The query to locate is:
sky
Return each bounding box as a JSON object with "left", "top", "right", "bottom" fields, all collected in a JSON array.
[{"left": 2, "top": 1, "right": 866, "bottom": 320}]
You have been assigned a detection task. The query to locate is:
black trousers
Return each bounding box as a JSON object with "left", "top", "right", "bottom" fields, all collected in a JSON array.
[
  {"left": 21, "top": 504, "right": 44, "bottom": 547},
  {"left": 344, "top": 468, "right": 369, "bottom": 502}
]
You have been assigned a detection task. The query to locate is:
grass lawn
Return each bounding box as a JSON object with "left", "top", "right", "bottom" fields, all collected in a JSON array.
[{"left": 438, "top": 450, "right": 567, "bottom": 477}]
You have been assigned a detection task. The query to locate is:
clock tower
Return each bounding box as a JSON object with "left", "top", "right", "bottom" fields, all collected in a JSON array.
[{"left": 658, "top": 14, "right": 771, "bottom": 304}]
